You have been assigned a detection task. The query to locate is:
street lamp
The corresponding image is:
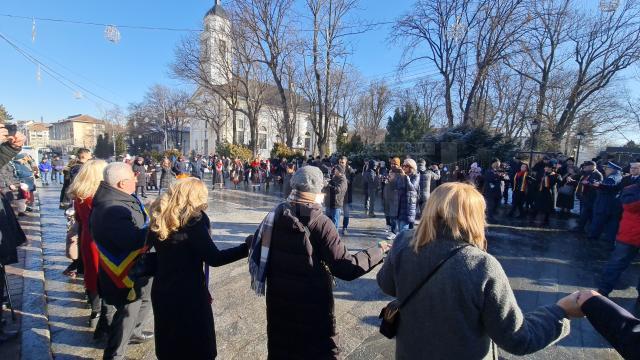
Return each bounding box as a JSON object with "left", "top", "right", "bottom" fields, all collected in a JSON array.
[
  {"left": 575, "top": 131, "right": 585, "bottom": 165},
  {"left": 528, "top": 119, "right": 539, "bottom": 168}
]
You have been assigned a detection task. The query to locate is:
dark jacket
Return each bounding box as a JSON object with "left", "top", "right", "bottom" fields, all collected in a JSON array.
[
  {"left": 159, "top": 167, "right": 176, "bottom": 190},
  {"left": 325, "top": 172, "right": 347, "bottom": 209},
  {"left": 344, "top": 165, "right": 356, "bottom": 204},
  {"left": 482, "top": 168, "right": 504, "bottom": 199},
  {"left": 362, "top": 169, "right": 379, "bottom": 196},
  {"left": 0, "top": 143, "right": 18, "bottom": 169},
  {"left": 150, "top": 212, "right": 248, "bottom": 360},
  {"left": 582, "top": 295, "right": 640, "bottom": 360},
  {"left": 89, "top": 182, "right": 149, "bottom": 306},
  {"left": 266, "top": 202, "right": 384, "bottom": 359},
  {"left": 173, "top": 160, "right": 191, "bottom": 176},
  {"left": 132, "top": 163, "right": 147, "bottom": 186},
  {"left": 190, "top": 159, "right": 207, "bottom": 179},
  {"left": 0, "top": 191, "right": 26, "bottom": 265}
]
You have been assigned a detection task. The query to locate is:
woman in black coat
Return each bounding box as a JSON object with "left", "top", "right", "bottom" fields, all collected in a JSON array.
[{"left": 148, "top": 178, "right": 248, "bottom": 359}]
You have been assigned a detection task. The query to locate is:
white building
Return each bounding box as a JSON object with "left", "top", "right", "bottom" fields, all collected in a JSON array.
[{"left": 189, "top": 0, "right": 337, "bottom": 158}]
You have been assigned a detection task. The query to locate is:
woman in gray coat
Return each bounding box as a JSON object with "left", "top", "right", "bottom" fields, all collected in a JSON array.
[{"left": 377, "top": 182, "right": 579, "bottom": 360}]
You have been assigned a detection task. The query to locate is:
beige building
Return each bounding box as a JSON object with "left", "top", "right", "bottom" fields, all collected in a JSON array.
[
  {"left": 49, "top": 114, "right": 106, "bottom": 154},
  {"left": 26, "top": 122, "right": 51, "bottom": 149}
]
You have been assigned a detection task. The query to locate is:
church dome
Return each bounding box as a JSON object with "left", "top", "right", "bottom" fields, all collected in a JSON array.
[{"left": 205, "top": 1, "right": 229, "bottom": 20}]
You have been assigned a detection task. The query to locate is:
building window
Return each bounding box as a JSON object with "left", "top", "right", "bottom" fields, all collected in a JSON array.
[
  {"left": 304, "top": 131, "right": 311, "bottom": 150},
  {"left": 258, "top": 126, "right": 267, "bottom": 150},
  {"left": 219, "top": 39, "right": 227, "bottom": 57},
  {"left": 236, "top": 131, "right": 244, "bottom": 144}
]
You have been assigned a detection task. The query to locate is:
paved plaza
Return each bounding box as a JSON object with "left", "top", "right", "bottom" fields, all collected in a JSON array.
[{"left": 4, "top": 180, "right": 640, "bottom": 359}]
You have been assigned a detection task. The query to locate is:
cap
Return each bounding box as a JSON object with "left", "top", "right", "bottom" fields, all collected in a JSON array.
[
  {"left": 290, "top": 166, "right": 325, "bottom": 194},
  {"left": 606, "top": 161, "right": 622, "bottom": 172}
]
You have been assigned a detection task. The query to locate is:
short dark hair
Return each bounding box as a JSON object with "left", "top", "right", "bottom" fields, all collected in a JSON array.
[{"left": 77, "top": 148, "right": 90, "bottom": 156}]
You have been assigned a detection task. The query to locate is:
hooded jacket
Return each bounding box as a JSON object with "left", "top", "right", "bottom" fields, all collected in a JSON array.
[
  {"left": 89, "top": 181, "right": 149, "bottom": 306},
  {"left": 265, "top": 202, "right": 384, "bottom": 359},
  {"left": 417, "top": 162, "right": 440, "bottom": 201}
]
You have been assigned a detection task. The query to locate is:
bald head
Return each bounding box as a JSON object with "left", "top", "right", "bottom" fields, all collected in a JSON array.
[{"left": 104, "top": 162, "right": 136, "bottom": 194}]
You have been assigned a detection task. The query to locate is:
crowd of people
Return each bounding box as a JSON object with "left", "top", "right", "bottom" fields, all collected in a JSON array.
[{"left": 0, "top": 128, "right": 638, "bottom": 359}]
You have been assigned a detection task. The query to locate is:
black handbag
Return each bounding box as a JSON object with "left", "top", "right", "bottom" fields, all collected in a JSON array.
[{"left": 378, "top": 245, "right": 467, "bottom": 339}]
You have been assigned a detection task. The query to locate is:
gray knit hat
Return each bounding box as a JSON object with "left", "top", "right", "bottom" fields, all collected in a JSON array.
[{"left": 290, "top": 166, "right": 325, "bottom": 194}]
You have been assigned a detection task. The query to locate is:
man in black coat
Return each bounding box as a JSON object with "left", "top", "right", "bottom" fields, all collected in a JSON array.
[
  {"left": 483, "top": 158, "right": 507, "bottom": 221},
  {"left": 0, "top": 125, "right": 26, "bottom": 343},
  {"left": 90, "top": 162, "right": 153, "bottom": 360},
  {"left": 324, "top": 165, "right": 347, "bottom": 228},
  {"left": 573, "top": 290, "right": 640, "bottom": 359}
]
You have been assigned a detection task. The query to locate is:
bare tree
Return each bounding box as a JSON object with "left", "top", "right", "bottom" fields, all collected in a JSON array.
[
  {"left": 393, "top": 0, "right": 477, "bottom": 127},
  {"left": 353, "top": 80, "right": 393, "bottom": 144},
  {"left": 303, "top": 0, "right": 358, "bottom": 155},
  {"left": 234, "top": 0, "right": 298, "bottom": 148},
  {"left": 552, "top": 0, "right": 640, "bottom": 142}
]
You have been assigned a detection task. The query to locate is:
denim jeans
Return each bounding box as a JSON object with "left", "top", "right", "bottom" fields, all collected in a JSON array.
[
  {"left": 394, "top": 219, "right": 410, "bottom": 235},
  {"left": 42, "top": 171, "right": 50, "bottom": 184},
  {"left": 342, "top": 204, "right": 351, "bottom": 229},
  {"left": 325, "top": 208, "right": 342, "bottom": 229},
  {"left": 598, "top": 241, "right": 640, "bottom": 296}
]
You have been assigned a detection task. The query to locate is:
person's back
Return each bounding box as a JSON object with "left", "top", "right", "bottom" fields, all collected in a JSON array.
[{"left": 377, "top": 183, "right": 572, "bottom": 360}]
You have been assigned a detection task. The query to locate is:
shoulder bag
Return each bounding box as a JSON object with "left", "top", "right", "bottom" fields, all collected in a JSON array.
[{"left": 378, "top": 245, "right": 467, "bottom": 339}]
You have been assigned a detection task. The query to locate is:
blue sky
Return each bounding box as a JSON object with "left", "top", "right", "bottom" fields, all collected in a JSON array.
[
  {"left": 0, "top": 0, "right": 414, "bottom": 122},
  {"left": 0, "top": 1, "right": 636, "bottom": 145}
]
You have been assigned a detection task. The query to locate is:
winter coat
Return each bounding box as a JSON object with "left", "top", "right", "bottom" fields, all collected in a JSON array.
[
  {"left": 150, "top": 212, "right": 248, "bottom": 360},
  {"left": 89, "top": 182, "right": 149, "bottom": 306},
  {"left": 159, "top": 167, "right": 176, "bottom": 190},
  {"left": 576, "top": 170, "right": 603, "bottom": 204},
  {"left": 74, "top": 198, "right": 99, "bottom": 292},
  {"left": 383, "top": 174, "right": 400, "bottom": 217},
  {"left": 582, "top": 295, "right": 640, "bottom": 359},
  {"left": 344, "top": 165, "right": 356, "bottom": 204},
  {"left": 398, "top": 173, "right": 419, "bottom": 223},
  {"left": 38, "top": 161, "right": 52, "bottom": 173},
  {"left": 0, "top": 191, "right": 26, "bottom": 265},
  {"left": 266, "top": 202, "right": 384, "bottom": 359},
  {"left": 616, "top": 184, "right": 640, "bottom": 247},
  {"left": 190, "top": 159, "right": 207, "bottom": 179},
  {"left": 483, "top": 168, "right": 504, "bottom": 200},
  {"left": 556, "top": 173, "right": 578, "bottom": 210},
  {"left": 418, "top": 167, "right": 440, "bottom": 201},
  {"left": 620, "top": 175, "right": 640, "bottom": 189},
  {"left": 535, "top": 172, "right": 562, "bottom": 213},
  {"left": 593, "top": 172, "right": 622, "bottom": 217},
  {"left": 0, "top": 143, "right": 19, "bottom": 169},
  {"left": 132, "top": 163, "right": 147, "bottom": 186},
  {"left": 325, "top": 172, "right": 347, "bottom": 209},
  {"left": 13, "top": 160, "right": 35, "bottom": 191},
  {"left": 362, "top": 169, "right": 379, "bottom": 197},
  {"left": 377, "top": 230, "right": 569, "bottom": 360},
  {"left": 173, "top": 160, "right": 191, "bottom": 176},
  {"left": 52, "top": 159, "right": 65, "bottom": 171}
]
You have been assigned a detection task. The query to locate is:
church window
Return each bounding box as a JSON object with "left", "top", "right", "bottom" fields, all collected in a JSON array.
[{"left": 258, "top": 126, "right": 268, "bottom": 150}]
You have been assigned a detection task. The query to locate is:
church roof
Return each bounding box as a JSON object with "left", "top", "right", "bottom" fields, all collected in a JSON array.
[{"left": 205, "top": 1, "right": 229, "bottom": 20}]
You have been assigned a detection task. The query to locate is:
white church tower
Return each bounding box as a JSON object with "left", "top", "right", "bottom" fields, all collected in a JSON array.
[{"left": 201, "top": 0, "right": 232, "bottom": 86}]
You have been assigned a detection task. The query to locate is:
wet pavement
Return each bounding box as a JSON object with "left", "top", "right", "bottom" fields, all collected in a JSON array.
[{"left": 16, "top": 180, "right": 640, "bottom": 359}]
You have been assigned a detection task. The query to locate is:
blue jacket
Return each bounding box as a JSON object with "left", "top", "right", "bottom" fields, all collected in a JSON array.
[
  {"left": 397, "top": 173, "right": 420, "bottom": 223},
  {"left": 594, "top": 171, "right": 622, "bottom": 215},
  {"left": 13, "top": 161, "right": 35, "bottom": 191},
  {"left": 38, "top": 161, "right": 52, "bottom": 173}
]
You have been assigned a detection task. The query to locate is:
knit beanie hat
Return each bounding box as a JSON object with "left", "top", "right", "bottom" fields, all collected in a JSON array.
[
  {"left": 403, "top": 159, "right": 417, "bottom": 171},
  {"left": 290, "top": 166, "right": 325, "bottom": 194}
]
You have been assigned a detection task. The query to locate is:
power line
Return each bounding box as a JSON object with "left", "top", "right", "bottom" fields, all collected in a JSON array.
[{"left": 0, "top": 31, "right": 120, "bottom": 107}]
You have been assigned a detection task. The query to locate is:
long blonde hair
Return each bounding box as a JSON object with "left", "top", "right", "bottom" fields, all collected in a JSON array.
[
  {"left": 411, "top": 182, "right": 487, "bottom": 252},
  {"left": 67, "top": 159, "right": 107, "bottom": 201},
  {"left": 149, "top": 178, "right": 209, "bottom": 241}
]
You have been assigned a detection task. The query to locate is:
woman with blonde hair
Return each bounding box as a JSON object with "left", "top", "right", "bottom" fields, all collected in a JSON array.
[
  {"left": 66, "top": 159, "right": 109, "bottom": 337},
  {"left": 377, "top": 182, "right": 581, "bottom": 359},
  {"left": 148, "top": 178, "right": 249, "bottom": 359}
]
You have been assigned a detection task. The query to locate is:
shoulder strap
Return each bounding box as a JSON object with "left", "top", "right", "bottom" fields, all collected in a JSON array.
[{"left": 398, "top": 245, "right": 468, "bottom": 309}]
